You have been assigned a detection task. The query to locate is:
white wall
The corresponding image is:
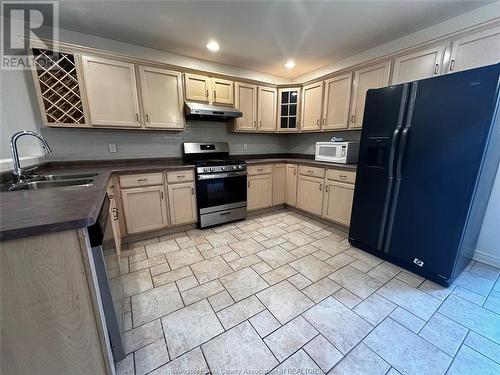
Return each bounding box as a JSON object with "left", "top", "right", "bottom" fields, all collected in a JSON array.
[
  {"left": 475, "top": 165, "right": 500, "bottom": 268},
  {"left": 0, "top": 68, "right": 44, "bottom": 169}
]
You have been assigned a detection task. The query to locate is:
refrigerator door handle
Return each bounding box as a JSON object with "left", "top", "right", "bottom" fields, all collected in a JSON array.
[
  {"left": 395, "top": 127, "right": 410, "bottom": 179},
  {"left": 387, "top": 127, "right": 401, "bottom": 178}
]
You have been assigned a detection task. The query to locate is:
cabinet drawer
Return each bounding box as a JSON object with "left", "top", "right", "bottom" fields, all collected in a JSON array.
[
  {"left": 119, "top": 173, "right": 164, "bottom": 188},
  {"left": 166, "top": 170, "right": 194, "bottom": 184},
  {"left": 298, "top": 165, "right": 325, "bottom": 179},
  {"left": 248, "top": 164, "right": 273, "bottom": 176},
  {"left": 327, "top": 169, "right": 356, "bottom": 184}
]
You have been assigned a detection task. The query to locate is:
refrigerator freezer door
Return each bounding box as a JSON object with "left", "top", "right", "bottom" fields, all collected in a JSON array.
[
  {"left": 385, "top": 64, "right": 500, "bottom": 280},
  {"left": 349, "top": 84, "right": 409, "bottom": 250}
]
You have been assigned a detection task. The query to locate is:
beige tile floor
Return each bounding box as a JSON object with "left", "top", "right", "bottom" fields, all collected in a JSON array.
[{"left": 110, "top": 209, "right": 500, "bottom": 375}]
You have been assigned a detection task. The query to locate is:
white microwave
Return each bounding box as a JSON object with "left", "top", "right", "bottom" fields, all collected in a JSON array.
[{"left": 315, "top": 141, "right": 360, "bottom": 164}]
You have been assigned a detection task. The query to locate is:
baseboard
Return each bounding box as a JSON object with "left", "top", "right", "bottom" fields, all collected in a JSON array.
[{"left": 473, "top": 248, "right": 500, "bottom": 268}]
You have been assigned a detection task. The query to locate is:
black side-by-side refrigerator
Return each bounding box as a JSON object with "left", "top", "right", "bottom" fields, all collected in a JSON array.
[{"left": 349, "top": 63, "right": 500, "bottom": 286}]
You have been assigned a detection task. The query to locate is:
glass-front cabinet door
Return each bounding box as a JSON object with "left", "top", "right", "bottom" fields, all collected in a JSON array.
[{"left": 278, "top": 87, "right": 301, "bottom": 132}]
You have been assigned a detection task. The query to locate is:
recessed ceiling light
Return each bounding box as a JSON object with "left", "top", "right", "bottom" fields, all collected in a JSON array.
[
  {"left": 206, "top": 41, "right": 220, "bottom": 52},
  {"left": 285, "top": 60, "right": 296, "bottom": 69}
]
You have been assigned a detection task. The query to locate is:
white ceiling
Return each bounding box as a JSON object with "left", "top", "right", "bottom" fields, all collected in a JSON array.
[{"left": 58, "top": 0, "right": 492, "bottom": 78}]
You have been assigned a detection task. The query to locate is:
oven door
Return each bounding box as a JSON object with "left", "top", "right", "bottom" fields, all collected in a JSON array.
[{"left": 196, "top": 171, "right": 247, "bottom": 213}]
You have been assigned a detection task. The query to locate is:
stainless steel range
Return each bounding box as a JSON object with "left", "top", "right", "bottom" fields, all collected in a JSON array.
[{"left": 183, "top": 142, "right": 247, "bottom": 228}]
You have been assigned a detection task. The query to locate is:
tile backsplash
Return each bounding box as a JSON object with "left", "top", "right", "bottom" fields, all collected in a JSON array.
[
  {"left": 286, "top": 130, "right": 361, "bottom": 154},
  {"left": 41, "top": 121, "right": 289, "bottom": 160}
]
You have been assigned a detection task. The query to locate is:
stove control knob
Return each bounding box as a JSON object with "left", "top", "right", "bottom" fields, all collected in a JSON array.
[
  {"left": 204, "top": 168, "right": 209, "bottom": 172},
  {"left": 210, "top": 167, "right": 215, "bottom": 172}
]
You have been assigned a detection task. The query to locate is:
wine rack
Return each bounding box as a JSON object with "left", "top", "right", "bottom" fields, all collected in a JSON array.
[{"left": 32, "top": 49, "right": 86, "bottom": 125}]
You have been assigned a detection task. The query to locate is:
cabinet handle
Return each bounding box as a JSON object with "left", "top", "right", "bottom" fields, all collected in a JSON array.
[
  {"left": 326, "top": 185, "right": 329, "bottom": 193},
  {"left": 351, "top": 114, "right": 355, "bottom": 123},
  {"left": 135, "top": 113, "right": 139, "bottom": 122},
  {"left": 319, "top": 183, "right": 323, "bottom": 191},
  {"left": 248, "top": 181, "right": 250, "bottom": 188},
  {"left": 339, "top": 175, "right": 347, "bottom": 179},
  {"left": 112, "top": 207, "right": 119, "bottom": 220},
  {"left": 259, "top": 121, "right": 262, "bottom": 128},
  {"left": 206, "top": 89, "right": 209, "bottom": 97},
  {"left": 146, "top": 114, "right": 150, "bottom": 123},
  {"left": 322, "top": 119, "right": 326, "bottom": 126},
  {"left": 433, "top": 64, "right": 439, "bottom": 75},
  {"left": 137, "top": 178, "right": 148, "bottom": 182},
  {"left": 316, "top": 119, "right": 320, "bottom": 127},
  {"left": 214, "top": 90, "right": 216, "bottom": 100},
  {"left": 160, "top": 191, "right": 164, "bottom": 199},
  {"left": 450, "top": 59, "right": 455, "bottom": 71},
  {"left": 257, "top": 168, "right": 263, "bottom": 172},
  {"left": 191, "top": 187, "right": 194, "bottom": 195},
  {"left": 294, "top": 169, "right": 296, "bottom": 175},
  {"left": 177, "top": 175, "right": 185, "bottom": 180},
  {"left": 307, "top": 170, "right": 313, "bottom": 174}
]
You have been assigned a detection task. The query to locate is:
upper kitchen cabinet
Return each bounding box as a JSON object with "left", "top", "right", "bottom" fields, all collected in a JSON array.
[
  {"left": 392, "top": 44, "right": 446, "bottom": 84},
  {"left": 184, "top": 73, "right": 212, "bottom": 102},
  {"left": 349, "top": 60, "right": 391, "bottom": 129},
  {"left": 322, "top": 73, "right": 352, "bottom": 130},
  {"left": 448, "top": 25, "right": 500, "bottom": 73},
  {"left": 234, "top": 82, "right": 258, "bottom": 131},
  {"left": 301, "top": 81, "right": 324, "bottom": 131},
  {"left": 138, "top": 66, "right": 185, "bottom": 130},
  {"left": 184, "top": 73, "right": 234, "bottom": 105},
  {"left": 212, "top": 77, "right": 234, "bottom": 105},
  {"left": 81, "top": 55, "right": 142, "bottom": 128},
  {"left": 257, "top": 86, "right": 278, "bottom": 132},
  {"left": 277, "top": 88, "right": 300, "bottom": 132},
  {"left": 30, "top": 49, "right": 89, "bottom": 127}
]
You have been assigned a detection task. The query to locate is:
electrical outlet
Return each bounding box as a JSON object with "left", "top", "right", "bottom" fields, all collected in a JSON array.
[
  {"left": 243, "top": 143, "right": 248, "bottom": 150},
  {"left": 108, "top": 143, "right": 116, "bottom": 153}
]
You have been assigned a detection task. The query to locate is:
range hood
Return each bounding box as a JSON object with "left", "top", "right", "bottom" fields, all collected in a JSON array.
[{"left": 184, "top": 101, "right": 242, "bottom": 121}]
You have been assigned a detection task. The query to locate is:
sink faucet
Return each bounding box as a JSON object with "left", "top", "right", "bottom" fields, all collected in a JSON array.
[{"left": 10, "top": 131, "right": 52, "bottom": 183}]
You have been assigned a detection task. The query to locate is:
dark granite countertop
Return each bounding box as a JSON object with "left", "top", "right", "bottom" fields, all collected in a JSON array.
[{"left": 0, "top": 156, "right": 356, "bottom": 242}]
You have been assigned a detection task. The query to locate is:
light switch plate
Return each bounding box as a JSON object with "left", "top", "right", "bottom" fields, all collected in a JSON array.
[{"left": 108, "top": 143, "right": 116, "bottom": 153}]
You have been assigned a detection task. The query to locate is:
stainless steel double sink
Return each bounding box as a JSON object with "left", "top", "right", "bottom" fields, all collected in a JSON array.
[{"left": 1, "top": 172, "right": 99, "bottom": 191}]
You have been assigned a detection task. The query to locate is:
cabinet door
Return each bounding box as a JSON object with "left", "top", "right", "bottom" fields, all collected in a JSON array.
[
  {"left": 301, "top": 82, "right": 324, "bottom": 131},
  {"left": 107, "top": 188, "right": 121, "bottom": 255},
  {"left": 448, "top": 25, "right": 500, "bottom": 73},
  {"left": 139, "top": 66, "right": 185, "bottom": 129},
  {"left": 185, "top": 73, "right": 211, "bottom": 102},
  {"left": 350, "top": 61, "right": 391, "bottom": 129},
  {"left": 322, "top": 181, "right": 354, "bottom": 226},
  {"left": 322, "top": 73, "right": 352, "bottom": 130},
  {"left": 247, "top": 175, "right": 273, "bottom": 211},
  {"left": 121, "top": 186, "right": 168, "bottom": 234},
  {"left": 212, "top": 78, "right": 234, "bottom": 105},
  {"left": 296, "top": 175, "right": 324, "bottom": 216},
  {"left": 167, "top": 182, "right": 197, "bottom": 226},
  {"left": 273, "top": 164, "right": 286, "bottom": 205},
  {"left": 234, "top": 82, "right": 258, "bottom": 131},
  {"left": 278, "top": 88, "right": 300, "bottom": 132},
  {"left": 392, "top": 45, "right": 446, "bottom": 84},
  {"left": 285, "top": 164, "right": 298, "bottom": 207},
  {"left": 81, "top": 55, "right": 141, "bottom": 127},
  {"left": 257, "top": 86, "right": 277, "bottom": 132}
]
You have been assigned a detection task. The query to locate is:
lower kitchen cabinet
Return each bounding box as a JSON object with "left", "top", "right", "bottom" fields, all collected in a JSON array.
[
  {"left": 285, "top": 164, "right": 297, "bottom": 207},
  {"left": 248, "top": 174, "right": 273, "bottom": 211},
  {"left": 121, "top": 185, "right": 168, "bottom": 234},
  {"left": 107, "top": 184, "right": 121, "bottom": 254},
  {"left": 167, "top": 182, "right": 197, "bottom": 225},
  {"left": 273, "top": 164, "right": 286, "bottom": 205},
  {"left": 296, "top": 175, "right": 324, "bottom": 216},
  {"left": 322, "top": 180, "right": 355, "bottom": 226}
]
